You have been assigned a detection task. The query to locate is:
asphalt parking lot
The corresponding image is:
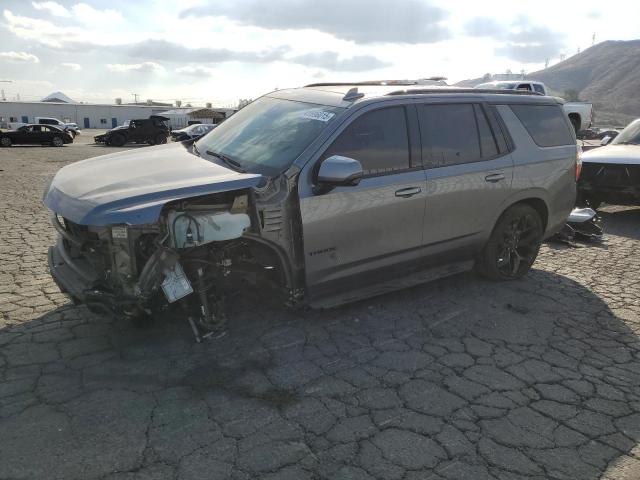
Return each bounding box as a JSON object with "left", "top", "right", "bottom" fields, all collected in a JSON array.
[{"left": 0, "top": 134, "right": 639, "bottom": 480}]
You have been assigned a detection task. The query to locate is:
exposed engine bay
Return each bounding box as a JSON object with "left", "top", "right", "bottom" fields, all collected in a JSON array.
[{"left": 49, "top": 185, "right": 301, "bottom": 342}]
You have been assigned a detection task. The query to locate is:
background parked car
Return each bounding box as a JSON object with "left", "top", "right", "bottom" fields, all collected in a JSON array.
[
  {"left": 94, "top": 115, "right": 169, "bottom": 146},
  {"left": 0, "top": 124, "right": 73, "bottom": 147},
  {"left": 35, "top": 117, "right": 81, "bottom": 137},
  {"left": 578, "top": 118, "right": 640, "bottom": 209},
  {"left": 170, "top": 123, "right": 217, "bottom": 141}
]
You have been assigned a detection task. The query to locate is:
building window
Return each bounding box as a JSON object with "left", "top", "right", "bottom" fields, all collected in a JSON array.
[
  {"left": 100, "top": 118, "right": 107, "bottom": 125},
  {"left": 9, "top": 116, "right": 17, "bottom": 122}
]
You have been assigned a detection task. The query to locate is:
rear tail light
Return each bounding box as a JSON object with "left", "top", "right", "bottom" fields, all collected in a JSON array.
[{"left": 575, "top": 145, "right": 583, "bottom": 180}]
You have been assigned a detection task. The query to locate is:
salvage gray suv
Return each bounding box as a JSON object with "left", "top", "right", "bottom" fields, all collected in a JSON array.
[{"left": 44, "top": 83, "right": 578, "bottom": 337}]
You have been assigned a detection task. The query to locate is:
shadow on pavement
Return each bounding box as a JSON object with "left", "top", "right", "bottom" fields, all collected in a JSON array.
[{"left": 1, "top": 266, "right": 639, "bottom": 480}]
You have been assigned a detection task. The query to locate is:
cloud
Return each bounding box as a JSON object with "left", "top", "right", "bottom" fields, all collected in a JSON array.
[
  {"left": 3, "top": 9, "right": 85, "bottom": 47},
  {"left": 495, "top": 42, "right": 564, "bottom": 63},
  {"left": 71, "top": 3, "right": 123, "bottom": 25},
  {"left": 107, "top": 62, "right": 164, "bottom": 74},
  {"left": 61, "top": 62, "right": 82, "bottom": 71},
  {"left": 126, "top": 39, "right": 389, "bottom": 72},
  {"left": 179, "top": 0, "right": 449, "bottom": 44},
  {"left": 126, "top": 39, "right": 289, "bottom": 64},
  {"left": 464, "top": 17, "right": 505, "bottom": 37},
  {"left": 465, "top": 16, "right": 565, "bottom": 63},
  {"left": 31, "top": 1, "right": 70, "bottom": 17},
  {"left": 0, "top": 51, "right": 40, "bottom": 63},
  {"left": 290, "top": 51, "right": 390, "bottom": 72},
  {"left": 176, "top": 65, "right": 215, "bottom": 77}
]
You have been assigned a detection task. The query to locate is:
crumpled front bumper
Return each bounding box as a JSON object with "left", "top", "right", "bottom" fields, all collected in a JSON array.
[{"left": 48, "top": 236, "right": 136, "bottom": 315}]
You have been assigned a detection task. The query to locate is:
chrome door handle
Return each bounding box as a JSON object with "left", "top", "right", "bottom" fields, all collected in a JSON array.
[
  {"left": 485, "top": 173, "right": 505, "bottom": 183},
  {"left": 395, "top": 187, "right": 422, "bottom": 198}
]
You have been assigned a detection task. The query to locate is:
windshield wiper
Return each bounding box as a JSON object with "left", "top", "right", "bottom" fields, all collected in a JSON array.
[
  {"left": 616, "top": 141, "right": 639, "bottom": 146},
  {"left": 206, "top": 150, "right": 246, "bottom": 172}
]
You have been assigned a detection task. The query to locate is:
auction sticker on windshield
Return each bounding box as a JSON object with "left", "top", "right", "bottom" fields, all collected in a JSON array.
[{"left": 301, "top": 110, "right": 335, "bottom": 122}]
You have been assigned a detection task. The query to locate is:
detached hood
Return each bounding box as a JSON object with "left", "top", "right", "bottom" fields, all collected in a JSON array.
[
  {"left": 582, "top": 144, "right": 640, "bottom": 165},
  {"left": 44, "top": 142, "right": 262, "bottom": 226}
]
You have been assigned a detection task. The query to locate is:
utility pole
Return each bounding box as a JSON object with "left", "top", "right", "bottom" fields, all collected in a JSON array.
[
  {"left": 132, "top": 93, "right": 139, "bottom": 104},
  {"left": 0, "top": 80, "right": 11, "bottom": 101},
  {"left": 592, "top": 32, "right": 596, "bottom": 46}
]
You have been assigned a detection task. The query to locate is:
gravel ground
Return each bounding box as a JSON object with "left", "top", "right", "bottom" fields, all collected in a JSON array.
[{"left": 0, "top": 135, "right": 639, "bottom": 480}]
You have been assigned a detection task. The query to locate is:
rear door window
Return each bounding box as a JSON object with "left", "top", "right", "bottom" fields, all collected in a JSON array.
[
  {"left": 418, "top": 103, "right": 481, "bottom": 167},
  {"left": 474, "top": 104, "right": 499, "bottom": 158},
  {"left": 510, "top": 104, "right": 573, "bottom": 147},
  {"left": 324, "top": 106, "right": 410, "bottom": 176}
]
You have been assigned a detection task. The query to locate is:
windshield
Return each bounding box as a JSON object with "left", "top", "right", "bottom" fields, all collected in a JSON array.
[
  {"left": 612, "top": 119, "right": 640, "bottom": 145},
  {"left": 195, "top": 96, "right": 344, "bottom": 176}
]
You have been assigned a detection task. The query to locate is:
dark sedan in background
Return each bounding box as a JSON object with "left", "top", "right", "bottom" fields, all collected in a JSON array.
[
  {"left": 578, "top": 118, "right": 640, "bottom": 209},
  {"left": 170, "top": 123, "right": 217, "bottom": 141},
  {"left": 0, "top": 124, "right": 74, "bottom": 147}
]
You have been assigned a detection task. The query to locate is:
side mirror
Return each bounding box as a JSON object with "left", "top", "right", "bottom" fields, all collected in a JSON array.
[
  {"left": 601, "top": 136, "right": 611, "bottom": 146},
  {"left": 315, "top": 155, "right": 363, "bottom": 193}
]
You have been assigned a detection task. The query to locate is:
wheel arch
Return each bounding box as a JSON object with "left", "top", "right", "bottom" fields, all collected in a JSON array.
[
  {"left": 491, "top": 193, "right": 550, "bottom": 236},
  {"left": 568, "top": 112, "right": 581, "bottom": 132}
]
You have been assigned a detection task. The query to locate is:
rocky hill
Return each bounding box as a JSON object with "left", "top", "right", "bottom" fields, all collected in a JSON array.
[{"left": 456, "top": 40, "right": 640, "bottom": 126}]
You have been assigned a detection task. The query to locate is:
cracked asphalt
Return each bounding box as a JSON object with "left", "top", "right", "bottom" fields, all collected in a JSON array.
[{"left": 1, "top": 134, "right": 639, "bottom": 480}]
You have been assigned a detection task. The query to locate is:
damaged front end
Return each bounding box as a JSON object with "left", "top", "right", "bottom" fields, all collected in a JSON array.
[{"left": 48, "top": 187, "right": 297, "bottom": 341}]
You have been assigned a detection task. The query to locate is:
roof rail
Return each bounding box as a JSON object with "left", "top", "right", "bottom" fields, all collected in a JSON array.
[
  {"left": 305, "top": 77, "right": 448, "bottom": 88},
  {"left": 385, "top": 88, "right": 543, "bottom": 96},
  {"left": 305, "top": 81, "right": 417, "bottom": 87}
]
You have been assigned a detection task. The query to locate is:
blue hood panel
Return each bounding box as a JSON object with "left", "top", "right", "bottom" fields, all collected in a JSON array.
[{"left": 44, "top": 142, "right": 262, "bottom": 226}]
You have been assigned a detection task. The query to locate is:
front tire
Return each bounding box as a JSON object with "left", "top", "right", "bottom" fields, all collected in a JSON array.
[
  {"left": 111, "top": 134, "right": 126, "bottom": 147},
  {"left": 52, "top": 136, "right": 64, "bottom": 147},
  {"left": 476, "top": 204, "right": 544, "bottom": 281},
  {"left": 0, "top": 137, "right": 11, "bottom": 147}
]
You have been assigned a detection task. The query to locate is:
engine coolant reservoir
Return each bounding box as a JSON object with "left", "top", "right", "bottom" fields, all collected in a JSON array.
[{"left": 168, "top": 210, "right": 251, "bottom": 248}]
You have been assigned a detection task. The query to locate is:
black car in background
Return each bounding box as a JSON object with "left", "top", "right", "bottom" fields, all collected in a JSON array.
[
  {"left": 170, "top": 123, "right": 217, "bottom": 141},
  {"left": 94, "top": 115, "right": 170, "bottom": 146},
  {"left": 0, "top": 124, "right": 74, "bottom": 147}
]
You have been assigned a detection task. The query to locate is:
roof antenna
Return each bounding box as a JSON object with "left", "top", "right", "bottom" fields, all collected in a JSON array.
[{"left": 343, "top": 87, "right": 365, "bottom": 101}]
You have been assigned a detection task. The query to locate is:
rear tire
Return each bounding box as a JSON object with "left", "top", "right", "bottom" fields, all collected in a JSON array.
[
  {"left": 0, "top": 137, "right": 11, "bottom": 147},
  {"left": 111, "top": 134, "right": 126, "bottom": 147},
  {"left": 476, "top": 204, "right": 544, "bottom": 281},
  {"left": 52, "top": 136, "right": 64, "bottom": 147}
]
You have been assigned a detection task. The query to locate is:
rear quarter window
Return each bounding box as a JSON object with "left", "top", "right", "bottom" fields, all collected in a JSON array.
[{"left": 510, "top": 104, "right": 573, "bottom": 147}]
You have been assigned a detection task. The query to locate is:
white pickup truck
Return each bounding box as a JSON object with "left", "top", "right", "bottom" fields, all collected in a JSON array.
[
  {"left": 8, "top": 117, "right": 81, "bottom": 137},
  {"left": 475, "top": 80, "right": 593, "bottom": 134}
]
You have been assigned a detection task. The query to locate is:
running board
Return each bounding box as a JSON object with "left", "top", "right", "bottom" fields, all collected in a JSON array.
[{"left": 308, "top": 260, "right": 474, "bottom": 309}]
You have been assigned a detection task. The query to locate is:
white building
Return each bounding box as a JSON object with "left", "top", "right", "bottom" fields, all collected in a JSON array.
[
  {"left": 157, "top": 107, "right": 236, "bottom": 129},
  {"left": 0, "top": 100, "right": 180, "bottom": 129}
]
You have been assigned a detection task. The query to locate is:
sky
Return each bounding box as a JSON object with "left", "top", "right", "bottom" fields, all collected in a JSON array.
[{"left": 0, "top": 0, "right": 639, "bottom": 107}]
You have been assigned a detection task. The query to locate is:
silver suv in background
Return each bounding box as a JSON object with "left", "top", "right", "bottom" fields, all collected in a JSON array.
[{"left": 44, "top": 83, "right": 578, "bottom": 337}]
